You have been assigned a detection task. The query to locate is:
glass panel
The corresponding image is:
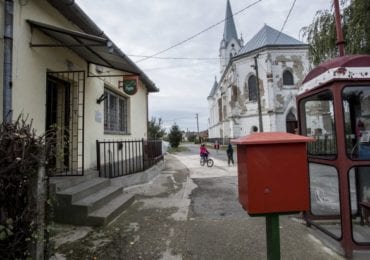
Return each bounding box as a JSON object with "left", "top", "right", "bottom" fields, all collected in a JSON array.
[
  {"left": 342, "top": 86, "right": 370, "bottom": 160},
  {"left": 119, "top": 98, "right": 128, "bottom": 133},
  {"left": 109, "top": 94, "right": 118, "bottom": 131},
  {"left": 309, "top": 163, "right": 341, "bottom": 238},
  {"left": 349, "top": 166, "right": 370, "bottom": 243},
  {"left": 104, "top": 88, "right": 129, "bottom": 133},
  {"left": 300, "top": 90, "right": 337, "bottom": 158}
]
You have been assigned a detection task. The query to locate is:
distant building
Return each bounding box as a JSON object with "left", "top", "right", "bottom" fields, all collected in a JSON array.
[{"left": 208, "top": 0, "right": 310, "bottom": 139}]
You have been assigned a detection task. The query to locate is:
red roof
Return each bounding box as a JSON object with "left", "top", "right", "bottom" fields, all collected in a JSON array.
[
  {"left": 231, "top": 132, "right": 314, "bottom": 145},
  {"left": 303, "top": 55, "right": 370, "bottom": 83}
]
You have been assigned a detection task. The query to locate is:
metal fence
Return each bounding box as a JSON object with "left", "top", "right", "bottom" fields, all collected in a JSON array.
[
  {"left": 96, "top": 139, "right": 163, "bottom": 178},
  {"left": 308, "top": 134, "right": 337, "bottom": 156}
]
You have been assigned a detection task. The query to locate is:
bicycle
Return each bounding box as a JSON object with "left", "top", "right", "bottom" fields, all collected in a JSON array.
[{"left": 200, "top": 156, "right": 214, "bottom": 167}]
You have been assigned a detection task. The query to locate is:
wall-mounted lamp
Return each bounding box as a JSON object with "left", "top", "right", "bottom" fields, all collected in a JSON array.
[
  {"left": 96, "top": 93, "right": 107, "bottom": 104},
  {"left": 107, "top": 41, "right": 114, "bottom": 54}
]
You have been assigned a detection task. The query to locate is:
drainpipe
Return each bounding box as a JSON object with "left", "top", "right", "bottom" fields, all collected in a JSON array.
[{"left": 3, "top": 0, "right": 14, "bottom": 122}]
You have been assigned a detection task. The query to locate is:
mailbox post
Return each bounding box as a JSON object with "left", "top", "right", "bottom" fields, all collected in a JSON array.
[{"left": 232, "top": 132, "right": 314, "bottom": 260}]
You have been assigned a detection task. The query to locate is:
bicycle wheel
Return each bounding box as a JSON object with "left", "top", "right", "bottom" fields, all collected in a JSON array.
[
  {"left": 207, "top": 158, "right": 214, "bottom": 167},
  {"left": 200, "top": 158, "right": 205, "bottom": 166}
]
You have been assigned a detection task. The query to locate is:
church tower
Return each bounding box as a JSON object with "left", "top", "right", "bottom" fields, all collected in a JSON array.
[{"left": 219, "top": 0, "right": 243, "bottom": 74}]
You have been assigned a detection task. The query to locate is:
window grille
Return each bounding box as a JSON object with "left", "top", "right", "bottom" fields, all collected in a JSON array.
[{"left": 104, "top": 88, "right": 128, "bottom": 133}]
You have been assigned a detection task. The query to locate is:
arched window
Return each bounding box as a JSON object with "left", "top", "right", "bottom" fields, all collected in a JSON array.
[
  {"left": 248, "top": 75, "right": 257, "bottom": 101},
  {"left": 283, "top": 70, "right": 294, "bottom": 85}
]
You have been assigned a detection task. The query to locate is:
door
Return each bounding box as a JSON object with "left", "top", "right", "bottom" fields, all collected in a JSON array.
[{"left": 46, "top": 75, "right": 71, "bottom": 173}]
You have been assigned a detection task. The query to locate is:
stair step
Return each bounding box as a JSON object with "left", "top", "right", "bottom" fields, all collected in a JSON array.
[
  {"left": 74, "top": 185, "right": 123, "bottom": 213},
  {"left": 58, "top": 178, "right": 111, "bottom": 203},
  {"left": 86, "top": 193, "right": 135, "bottom": 226}
]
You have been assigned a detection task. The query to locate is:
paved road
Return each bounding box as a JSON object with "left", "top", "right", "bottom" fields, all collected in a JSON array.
[{"left": 53, "top": 143, "right": 344, "bottom": 260}]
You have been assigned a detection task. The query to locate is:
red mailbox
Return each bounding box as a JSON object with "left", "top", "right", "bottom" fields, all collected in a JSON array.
[{"left": 232, "top": 132, "right": 314, "bottom": 215}]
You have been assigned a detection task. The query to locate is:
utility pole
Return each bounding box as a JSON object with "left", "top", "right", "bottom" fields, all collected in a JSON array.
[
  {"left": 253, "top": 55, "right": 264, "bottom": 132},
  {"left": 333, "top": 0, "right": 345, "bottom": 56},
  {"left": 195, "top": 113, "right": 200, "bottom": 142}
]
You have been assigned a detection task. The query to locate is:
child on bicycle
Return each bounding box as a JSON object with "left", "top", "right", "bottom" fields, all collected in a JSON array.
[{"left": 200, "top": 144, "right": 209, "bottom": 160}]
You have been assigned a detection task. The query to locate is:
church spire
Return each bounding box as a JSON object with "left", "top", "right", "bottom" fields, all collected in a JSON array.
[
  {"left": 219, "top": 0, "right": 242, "bottom": 74},
  {"left": 223, "top": 0, "right": 238, "bottom": 43}
]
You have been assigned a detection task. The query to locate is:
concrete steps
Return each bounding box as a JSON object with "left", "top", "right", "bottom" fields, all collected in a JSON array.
[{"left": 53, "top": 178, "right": 135, "bottom": 226}]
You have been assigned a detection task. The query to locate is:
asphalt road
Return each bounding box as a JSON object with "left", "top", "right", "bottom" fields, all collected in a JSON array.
[{"left": 53, "top": 143, "right": 344, "bottom": 260}]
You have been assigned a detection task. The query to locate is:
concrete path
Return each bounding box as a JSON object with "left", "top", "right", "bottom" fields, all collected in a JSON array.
[{"left": 51, "top": 150, "right": 345, "bottom": 259}]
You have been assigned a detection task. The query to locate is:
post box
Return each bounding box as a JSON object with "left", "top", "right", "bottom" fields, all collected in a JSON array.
[{"left": 232, "top": 132, "right": 314, "bottom": 215}]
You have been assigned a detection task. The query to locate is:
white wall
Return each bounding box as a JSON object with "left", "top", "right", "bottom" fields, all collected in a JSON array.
[
  {"left": 9, "top": 0, "right": 150, "bottom": 169},
  {"left": 208, "top": 46, "right": 309, "bottom": 138}
]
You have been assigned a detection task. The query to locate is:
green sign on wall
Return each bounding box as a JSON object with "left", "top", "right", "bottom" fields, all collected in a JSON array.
[{"left": 120, "top": 76, "right": 138, "bottom": 95}]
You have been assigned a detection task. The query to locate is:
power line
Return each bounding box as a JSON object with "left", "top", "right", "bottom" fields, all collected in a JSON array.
[
  {"left": 136, "top": 0, "right": 263, "bottom": 63},
  {"left": 128, "top": 54, "right": 224, "bottom": 60},
  {"left": 273, "top": 0, "right": 297, "bottom": 44}
]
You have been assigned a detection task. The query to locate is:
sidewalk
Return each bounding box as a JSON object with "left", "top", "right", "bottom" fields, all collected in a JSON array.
[{"left": 51, "top": 154, "right": 344, "bottom": 259}]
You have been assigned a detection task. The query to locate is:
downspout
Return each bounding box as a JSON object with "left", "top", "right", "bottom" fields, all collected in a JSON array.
[{"left": 3, "top": 0, "right": 14, "bottom": 122}]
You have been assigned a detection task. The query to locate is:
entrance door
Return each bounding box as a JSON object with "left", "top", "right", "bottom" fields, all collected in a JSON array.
[
  {"left": 46, "top": 76, "right": 71, "bottom": 173},
  {"left": 286, "top": 111, "right": 298, "bottom": 133}
]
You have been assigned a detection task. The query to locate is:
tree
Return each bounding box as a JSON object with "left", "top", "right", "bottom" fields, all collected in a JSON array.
[
  {"left": 301, "top": 0, "right": 370, "bottom": 65},
  {"left": 168, "top": 124, "right": 182, "bottom": 148},
  {"left": 148, "top": 117, "right": 166, "bottom": 140}
]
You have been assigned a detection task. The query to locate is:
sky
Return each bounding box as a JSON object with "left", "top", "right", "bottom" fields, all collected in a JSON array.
[{"left": 75, "top": 0, "right": 332, "bottom": 133}]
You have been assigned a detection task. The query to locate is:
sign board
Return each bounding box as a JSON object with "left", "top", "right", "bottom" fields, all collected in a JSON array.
[{"left": 119, "top": 75, "right": 138, "bottom": 95}]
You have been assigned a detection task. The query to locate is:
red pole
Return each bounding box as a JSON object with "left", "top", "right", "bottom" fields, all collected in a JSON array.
[{"left": 333, "top": 0, "right": 345, "bottom": 56}]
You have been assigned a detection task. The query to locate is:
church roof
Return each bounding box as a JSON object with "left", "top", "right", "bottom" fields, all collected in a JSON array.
[
  {"left": 223, "top": 0, "right": 238, "bottom": 44},
  {"left": 208, "top": 77, "right": 219, "bottom": 98},
  {"left": 238, "top": 24, "right": 306, "bottom": 55}
]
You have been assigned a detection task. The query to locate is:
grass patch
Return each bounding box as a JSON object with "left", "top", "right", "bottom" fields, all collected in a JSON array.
[{"left": 167, "top": 145, "right": 190, "bottom": 154}]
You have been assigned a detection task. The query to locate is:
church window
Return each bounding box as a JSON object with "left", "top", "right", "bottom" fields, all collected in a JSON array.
[
  {"left": 218, "top": 98, "right": 222, "bottom": 121},
  {"left": 232, "top": 85, "right": 238, "bottom": 102},
  {"left": 248, "top": 75, "right": 257, "bottom": 101},
  {"left": 283, "top": 70, "right": 294, "bottom": 85}
]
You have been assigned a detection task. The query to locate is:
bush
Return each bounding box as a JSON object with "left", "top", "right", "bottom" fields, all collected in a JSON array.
[
  {"left": 187, "top": 134, "right": 196, "bottom": 143},
  {"left": 168, "top": 124, "right": 182, "bottom": 148},
  {"left": 0, "top": 116, "right": 44, "bottom": 259}
]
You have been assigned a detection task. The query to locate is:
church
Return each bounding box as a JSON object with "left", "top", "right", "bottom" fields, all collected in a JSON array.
[{"left": 207, "top": 0, "right": 310, "bottom": 140}]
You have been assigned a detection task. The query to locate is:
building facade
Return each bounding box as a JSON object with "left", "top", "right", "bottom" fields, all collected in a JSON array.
[
  {"left": 208, "top": 0, "right": 310, "bottom": 139},
  {"left": 1, "top": 0, "right": 158, "bottom": 174}
]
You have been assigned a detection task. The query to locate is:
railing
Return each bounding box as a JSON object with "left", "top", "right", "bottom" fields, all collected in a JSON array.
[
  {"left": 308, "top": 134, "right": 337, "bottom": 156},
  {"left": 96, "top": 139, "right": 163, "bottom": 178},
  {"left": 207, "top": 138, "right": 232, "bottom": 145}
]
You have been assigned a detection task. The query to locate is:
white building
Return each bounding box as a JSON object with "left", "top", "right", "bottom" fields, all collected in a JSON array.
[
  {"left": 0, "top": 0, "right": 158, "bottom": 173},
  {"left": 208, "top": 0, "right": 311, "bottom": 139}
]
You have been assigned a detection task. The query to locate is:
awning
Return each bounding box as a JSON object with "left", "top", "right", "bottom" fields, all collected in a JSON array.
[{"left": 27, "top": 19, "right": 141, "bottom": 75}]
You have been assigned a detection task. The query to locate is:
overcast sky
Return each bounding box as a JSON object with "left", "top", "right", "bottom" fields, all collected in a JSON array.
[{"left": 75, "top": 0, "right": 332, "bottom": 132}]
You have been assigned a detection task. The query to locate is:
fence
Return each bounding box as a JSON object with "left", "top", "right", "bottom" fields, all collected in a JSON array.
[
  {"left": 96, "top": 139, "right": 163, "bottom": 178},
  {"left": 307, "top": 134, "right": 337, "bottom": 156},
  {"left": 207, "top": 137, "right": 232, "bottom": 145}
]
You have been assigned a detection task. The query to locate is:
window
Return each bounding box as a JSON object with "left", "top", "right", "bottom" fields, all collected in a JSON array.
[
  {"left": 299, "top": 90, "right": 337, "bottom": 158},
  {"left": 232, "top": 85, "right": 238, "bottom": 102},
  {"left": 342, "top": 86, "right": 370, "bottom": 160},
  {"left": 248, "top": 75, "right": 257, "bottom": 101},
  {"left": 104, "top": 88, "right": 128, "bottom": 133},
  {"left": 218, "top": 98, "right": 222, "bottom": 121},
  {"left": 283, "top": 70, "right": 294, "bottom": 85}
]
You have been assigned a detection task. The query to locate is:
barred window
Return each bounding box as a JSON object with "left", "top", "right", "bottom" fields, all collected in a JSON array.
[{"left": 104, "top": 88, "right": 128, "bottom": 133}]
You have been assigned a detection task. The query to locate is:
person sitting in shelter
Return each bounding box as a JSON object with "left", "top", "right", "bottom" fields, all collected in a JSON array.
[{"left": 200, "top": 144, "right": 209, "bottom": 160}]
